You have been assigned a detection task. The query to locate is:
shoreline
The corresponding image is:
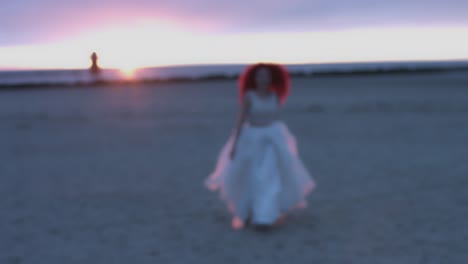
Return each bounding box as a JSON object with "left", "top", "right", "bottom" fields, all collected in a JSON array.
[{"left": 1, "top": 66, "right": 467, "bottom": 90}]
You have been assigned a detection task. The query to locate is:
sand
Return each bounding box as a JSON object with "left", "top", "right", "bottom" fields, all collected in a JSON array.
[{"left": 1, "top": 73, "right": 467, "bottom": 263}]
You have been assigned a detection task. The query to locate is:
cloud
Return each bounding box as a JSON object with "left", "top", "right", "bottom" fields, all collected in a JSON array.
[{"left": 1, "top": 0, "right": 468, "bottom": 45}]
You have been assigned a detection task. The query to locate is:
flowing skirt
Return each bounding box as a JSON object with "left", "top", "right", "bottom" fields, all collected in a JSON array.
[{"left": 205, "top": 121, "right": 315, "bottom": 225}]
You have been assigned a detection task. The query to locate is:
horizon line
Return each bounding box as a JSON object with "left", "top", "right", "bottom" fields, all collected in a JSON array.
[{"left": 1, "top": 58, "right": 468, "bottom": 72}]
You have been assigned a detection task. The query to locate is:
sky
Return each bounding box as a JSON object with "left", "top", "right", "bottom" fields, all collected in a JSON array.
[{"left": 1, "top": 0, "right": 468, "bottom": 70}]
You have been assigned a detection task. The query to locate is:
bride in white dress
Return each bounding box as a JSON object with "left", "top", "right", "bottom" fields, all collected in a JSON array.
[{"left": 205, "top": 63, "right": 315, "bottom": 230}]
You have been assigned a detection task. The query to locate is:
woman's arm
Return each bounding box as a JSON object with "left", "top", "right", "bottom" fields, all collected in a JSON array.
[{"left": 230, "top": 95, "right": 250, "bottom": 159}]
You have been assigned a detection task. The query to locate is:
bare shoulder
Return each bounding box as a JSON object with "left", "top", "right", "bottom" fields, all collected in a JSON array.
[{"left": 272, "top": 92, "right": 281, "bottom": 104}]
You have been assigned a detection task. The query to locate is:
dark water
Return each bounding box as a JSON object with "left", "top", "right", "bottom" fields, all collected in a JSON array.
[{"left": 1, "top": 60, "right": 467, "bottom": 86}]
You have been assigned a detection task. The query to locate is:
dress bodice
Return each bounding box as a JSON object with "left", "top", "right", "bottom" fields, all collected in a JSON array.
[{"left": 247, "top": 91, "right": 279, "bottom": 125}]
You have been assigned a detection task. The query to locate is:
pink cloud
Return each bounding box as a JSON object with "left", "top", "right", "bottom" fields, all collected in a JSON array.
[{"left": 1, "top": 0, "right": 467, "bottom": 45}]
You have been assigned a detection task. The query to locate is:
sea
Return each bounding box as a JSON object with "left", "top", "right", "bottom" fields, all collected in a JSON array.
[{"left": 1, "top": 60, "right": 467, "bottom": 87}]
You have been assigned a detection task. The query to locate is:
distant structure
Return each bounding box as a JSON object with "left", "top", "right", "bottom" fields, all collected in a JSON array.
[{"left": 90, "top": 52, "right": 100, "bottom": 74}]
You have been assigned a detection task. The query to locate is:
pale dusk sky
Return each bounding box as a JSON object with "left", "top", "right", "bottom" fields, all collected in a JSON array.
[{"left": 1, "top": 0, "right": 467, "bottom": 70}]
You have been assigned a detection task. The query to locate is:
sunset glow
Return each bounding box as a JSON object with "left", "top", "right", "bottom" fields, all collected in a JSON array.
[
  {"left": 119, "top": 67, "right": 138, "bottom": 79},
  {"left": 1, "top": 23, "right": 467, "bottom": 70},
  {"left": 2, "top": 0, "right": 468, "bottom": 70}
]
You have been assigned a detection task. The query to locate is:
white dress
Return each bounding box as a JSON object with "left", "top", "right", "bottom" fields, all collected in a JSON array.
[{"left": 205, "top": 91, "right": 315, "bottom": 225}]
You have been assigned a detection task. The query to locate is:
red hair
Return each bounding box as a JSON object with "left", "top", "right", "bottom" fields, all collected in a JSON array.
[{"left": 238, "top": 63, "right": 290, "bottom": 105}]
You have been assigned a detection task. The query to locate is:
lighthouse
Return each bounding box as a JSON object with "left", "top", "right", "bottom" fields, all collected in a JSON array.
[{"left": 90, "top": 52, "right": 100, "bottom": 74}]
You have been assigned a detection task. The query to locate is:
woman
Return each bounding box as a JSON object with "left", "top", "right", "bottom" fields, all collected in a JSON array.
[{"left": 205, "top": 63, "right": 315, "bottom": 230}]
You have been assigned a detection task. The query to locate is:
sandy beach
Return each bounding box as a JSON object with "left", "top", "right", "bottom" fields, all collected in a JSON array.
[{"left": 1, "top": 72, "right": 467, "bottom": 263}]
